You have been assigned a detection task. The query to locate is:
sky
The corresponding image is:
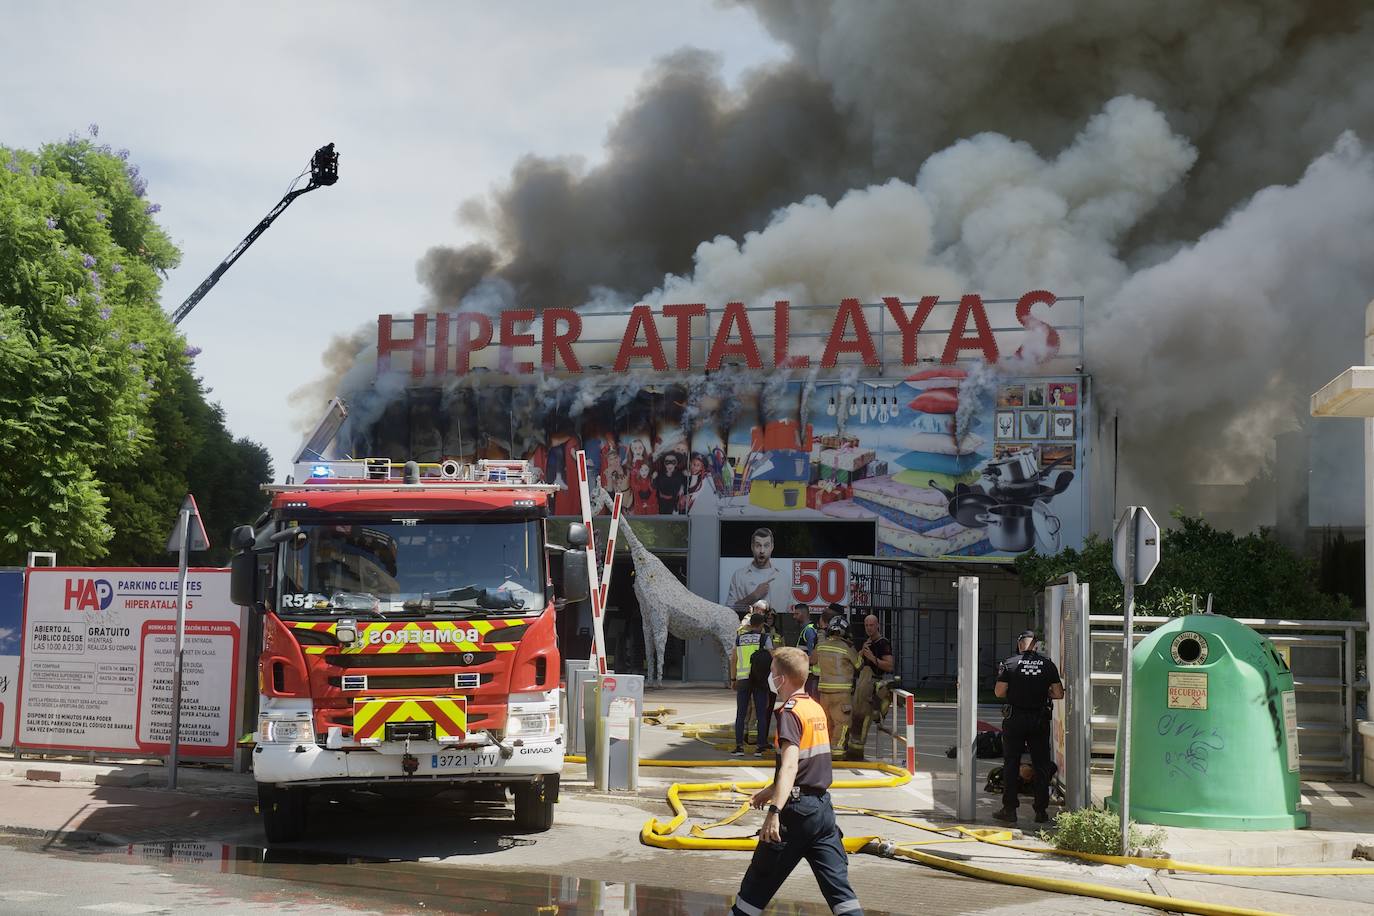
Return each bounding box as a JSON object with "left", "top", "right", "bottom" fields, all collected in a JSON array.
[{"left": 0, "top": 1, "right": 785, "bottom": 479}]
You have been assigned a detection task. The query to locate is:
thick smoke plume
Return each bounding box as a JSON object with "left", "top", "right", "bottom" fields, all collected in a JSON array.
[{"left": 304, "top": 1, "right": 1374, "bottom": 530}]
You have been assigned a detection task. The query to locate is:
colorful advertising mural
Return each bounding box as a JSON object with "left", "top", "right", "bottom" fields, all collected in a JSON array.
[
  {"left": 355, "top": 368, "right": 1088, "bottom": 560},
  {"left": 352, "top": 293, "right": 1088, "bottom": 561}
]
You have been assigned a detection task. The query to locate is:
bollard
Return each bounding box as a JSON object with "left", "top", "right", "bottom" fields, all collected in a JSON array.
[
  {"left": 594, "top": 715, "right": 611, "bottom": 791},
  {"left": 626, "top": 710, "right": 640, "bottom": 793},
  {"left": 956, "top": 576, "right": 979, "bottom": 823}
]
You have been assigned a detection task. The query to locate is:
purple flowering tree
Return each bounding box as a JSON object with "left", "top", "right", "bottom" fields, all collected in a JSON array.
[{"left": 0, "top": 132, "right": 270, "bottom": 564}]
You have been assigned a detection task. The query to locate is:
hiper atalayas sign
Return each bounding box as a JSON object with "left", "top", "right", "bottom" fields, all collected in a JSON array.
[{"left": 16, "top": 568, "right": 244, "bottom": 757}]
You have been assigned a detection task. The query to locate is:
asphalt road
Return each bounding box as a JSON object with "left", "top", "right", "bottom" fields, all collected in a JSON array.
[{"left": 11, "top": 698, "right": 1349, "bottom": 915}]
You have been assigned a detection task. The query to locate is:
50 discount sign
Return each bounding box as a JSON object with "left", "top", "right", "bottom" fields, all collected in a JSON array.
[{"left": 790, "top": 559, "right": 849, "bottom": 607}]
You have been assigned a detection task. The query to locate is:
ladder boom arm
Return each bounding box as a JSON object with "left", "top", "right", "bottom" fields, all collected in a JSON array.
[
  {"left": 171, "top": 186, "right": 316, "bottom": 325},
  {"left": 171, "top": 142, "right": 338, "bottom": 326}
]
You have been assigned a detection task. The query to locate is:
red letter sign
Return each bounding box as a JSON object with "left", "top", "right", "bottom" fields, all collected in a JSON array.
[
  {"left": 773, "top": 300, "right": 809, "bottom": 369},
  {"left": 821, "top": 299, "right": 880, "bottom": 368},
  {"left": 941, "top": 294, "right": 1000, "bottom": 364},
  {"left": 885, "top": 296, "right": 938, "bottom": 365},
  {"left": 541, "top": 308, "right": 583, "bottom": 372},
  {"left": 453, "top": 313, "right": 493, "bottom": 374},
  {"left": 662, "top": 303, "right": 706, "bottom": 370},
  {"left": 706, "top": 301, "right": 763, "bottom": 370},
  {"left": 614, "top": 305, "right": 669, "bottom": 371},
  {"left": 500, "top": 309, "right": 536, "bottom": 374},
  {"left": 1013, "top": 289, "right": 1061, "bottom": 361},
  {"left": 377, "top": 314, "right": 428, "bottom": 377}
]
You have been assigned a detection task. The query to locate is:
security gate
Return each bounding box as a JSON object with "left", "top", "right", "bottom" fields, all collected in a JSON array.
[{"left": 1087, "top": 614, "right": 1367, "bottom": 779}]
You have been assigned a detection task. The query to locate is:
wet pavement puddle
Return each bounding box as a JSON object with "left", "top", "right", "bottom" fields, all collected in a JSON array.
[{"left": 2, "top": 834, "right": 862, "bottom": 914}]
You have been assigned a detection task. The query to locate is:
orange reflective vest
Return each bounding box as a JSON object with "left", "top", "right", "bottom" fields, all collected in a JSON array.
[{"left": 774, "top": 693, "right": 831, "bottom": 759}]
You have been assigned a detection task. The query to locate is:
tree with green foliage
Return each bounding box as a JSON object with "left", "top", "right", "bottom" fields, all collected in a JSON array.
[
  {"left": 1014, "top": 512, "right": 1355, "bottom": 620},
  {"left": 0, "top": 128, "right": 270, "bottom": 566}
]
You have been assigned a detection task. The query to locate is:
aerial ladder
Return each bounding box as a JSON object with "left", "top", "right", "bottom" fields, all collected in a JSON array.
[{"left": 171, "top": 143, "right": 339, "bottom": 325}]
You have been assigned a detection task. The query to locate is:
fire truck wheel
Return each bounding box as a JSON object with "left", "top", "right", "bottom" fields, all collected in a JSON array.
[
  {"left": 258, "top": 783, "right": 309, "bottom": 843},
  {"left": 513, "top": 775, "right": 557, "bottom": 832}
]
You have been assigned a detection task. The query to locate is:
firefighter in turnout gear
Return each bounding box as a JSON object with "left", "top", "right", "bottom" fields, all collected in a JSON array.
[
  {"left": 845, "top": 614, "right": 895, "bottom": 760},
  {"left": 812, "top": 615, "right": 858, "bottom": 756},
  {"left": 730, "top": 647, "right": 864, "bottom": 916},
  {"left": 992, "top": 630, "right": 1064, "bottom": 825}
]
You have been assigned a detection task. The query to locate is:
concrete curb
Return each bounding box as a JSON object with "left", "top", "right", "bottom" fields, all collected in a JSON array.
[{"left": 0, "top": 824, "right": 131, "bottom": 847}]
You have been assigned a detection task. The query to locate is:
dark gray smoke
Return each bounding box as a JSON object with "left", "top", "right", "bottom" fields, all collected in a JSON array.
[
  {"left": 422, "top": 49, "right": 865, "bottom": 310},
  {"left": 305, "top": 1, "right": 1374, "bottom": 531}
]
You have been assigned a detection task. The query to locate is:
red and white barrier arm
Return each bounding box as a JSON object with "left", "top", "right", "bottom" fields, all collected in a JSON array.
[
  {"left": 574, "top": 451, "right": 608, "bottom": 675},
  {"left": 597, "top": 492, "right": 623, "bottom": 613}
]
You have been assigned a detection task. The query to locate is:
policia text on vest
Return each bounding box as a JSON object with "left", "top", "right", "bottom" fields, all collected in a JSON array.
[
  {"left": 730, "top": 646, "right": 864, "bottom": 916},
  {"left": 992, "top": 630, "right": 1064, "bottom": 825}
]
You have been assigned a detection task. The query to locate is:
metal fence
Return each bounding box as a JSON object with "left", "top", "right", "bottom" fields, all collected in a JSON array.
[
  {"left": 849, "top": 559, "right": 1030, "bottom": 699},
  {"left": 1087, "top": 615, "right": 1369, "bottom": 779}
]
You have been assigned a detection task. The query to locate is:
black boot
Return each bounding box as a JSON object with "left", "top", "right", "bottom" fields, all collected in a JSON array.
[
  {"left": 1034, "top": 809, "right": 1050, "bottom": 824},
  {"left": 991, "top": 807, "right": 1017, "bottom": 824}
]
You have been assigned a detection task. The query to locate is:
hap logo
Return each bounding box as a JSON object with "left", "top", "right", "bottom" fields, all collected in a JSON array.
[{"left": 64, "top": 578, "right": 114, "bottom": 611}]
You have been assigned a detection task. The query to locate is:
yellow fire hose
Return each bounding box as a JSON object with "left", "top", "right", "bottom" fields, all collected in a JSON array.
[{"left": 564, "top": 747, "right": 1372, "bottom": 916}]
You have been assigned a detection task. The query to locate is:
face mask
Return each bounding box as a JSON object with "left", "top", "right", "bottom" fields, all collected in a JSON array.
[{"left": 767, "top": 672, "right": 781, "bottom": 694}]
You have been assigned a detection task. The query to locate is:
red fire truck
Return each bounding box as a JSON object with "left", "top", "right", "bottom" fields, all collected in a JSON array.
[{"left": 229, "top": 457, "right": 588, "bottom": 842}]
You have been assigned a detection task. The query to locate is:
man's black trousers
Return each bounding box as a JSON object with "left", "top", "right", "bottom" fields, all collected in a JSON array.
[
  {"left": 735, "top": 683, "right": 772, "bottom": 750},
  {"left": 1001, "top": 708, "right": 1052, "bottom": 813},
  {"left": 731, "top": 793, "right": 862, "bottom": 915}
]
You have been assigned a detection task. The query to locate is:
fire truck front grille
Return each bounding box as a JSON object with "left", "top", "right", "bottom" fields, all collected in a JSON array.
[
  {"left": 318, "top": 708, "right": 498, "bottom": 738},
  {"left": 328, "top": 673, "right": 496, "bottom": 691},
  {"left": 331, "top": 652, "right": 496, "bottom": 669}
]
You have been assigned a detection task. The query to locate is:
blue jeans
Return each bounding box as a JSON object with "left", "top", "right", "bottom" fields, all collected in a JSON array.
[{"left": 735, "top": 683, "right": 771, "bottom": 750}]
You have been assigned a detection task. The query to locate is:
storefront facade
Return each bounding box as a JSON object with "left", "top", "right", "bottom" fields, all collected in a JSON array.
[{"left": 346, "top": 293, "right": 1090, "bottom": 680}]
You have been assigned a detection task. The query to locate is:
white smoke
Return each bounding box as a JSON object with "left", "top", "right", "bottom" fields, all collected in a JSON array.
[{"left": 614, "top": 98, "right": 1374, "bottom": 521}]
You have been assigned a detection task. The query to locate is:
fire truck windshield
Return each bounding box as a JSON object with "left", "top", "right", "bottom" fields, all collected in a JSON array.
[{"left": 277, "top": 521, "right": 545, "bottom": 616}]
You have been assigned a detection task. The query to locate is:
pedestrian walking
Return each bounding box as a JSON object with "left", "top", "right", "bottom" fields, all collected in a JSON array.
[
  {"left": 730, "top": 646, "right": 864, "bottom": 916},
  {"left": 845, "top": 614, "right": 894, "bottom": 760},
  {"left": 732, "top": 610, "right": 774, "bottom": 757},
  {"left": 992, "top": 630, "right": 1064, "bottom": 824},
  {"left": 792, "top": 602, "right": 820, "bottom": 697},
  {"left": 813, "top": 615, "right": 858, "bottom": 756}
]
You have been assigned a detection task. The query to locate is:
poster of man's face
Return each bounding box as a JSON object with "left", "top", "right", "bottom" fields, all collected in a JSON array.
[{"left": 751, "top": 530, "right": 774, "bottom": 566}]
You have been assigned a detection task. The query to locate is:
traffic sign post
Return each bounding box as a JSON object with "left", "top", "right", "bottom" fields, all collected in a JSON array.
[
  {"left": 164, "top": 494, "right": 209, "bottom": 790},
  {"left": 1112, "top": 505, "right": 1159, "bottom": 855}
]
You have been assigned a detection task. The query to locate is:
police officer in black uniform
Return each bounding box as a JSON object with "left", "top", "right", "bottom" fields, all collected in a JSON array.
[{"left": 992, "top": 630, "right": 1063, "bottom": 824}]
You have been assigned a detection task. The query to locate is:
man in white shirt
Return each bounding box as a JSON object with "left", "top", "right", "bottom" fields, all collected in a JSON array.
[{"left": 727, "top": 527, "right": 785, "bottom": 613}]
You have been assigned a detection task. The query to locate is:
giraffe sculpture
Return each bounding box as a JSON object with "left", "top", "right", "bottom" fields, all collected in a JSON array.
[{"left": 617, "top": 518, "right": 738, "bottom": 687}]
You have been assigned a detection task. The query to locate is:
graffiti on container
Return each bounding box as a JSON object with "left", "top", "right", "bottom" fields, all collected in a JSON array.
[{"left": 1157, "top": 713, "right": 1224, "bottom": 779}]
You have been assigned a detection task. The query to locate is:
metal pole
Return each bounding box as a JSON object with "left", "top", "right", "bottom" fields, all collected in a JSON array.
[
  {"left": 956, "top": 576, "right": 978, "bottom": 822},
  {"left": 1061, "top": 573, "right": 1085, "bottom": 811},
  {"left": 1364, "top": 302, "right": 1374, "bottom": 736},
  {"left": 1345, "top": 626, "right": 1357, "bottom": 781},
  {"left": 1076, "top": 581, "right": 1092, "bottom": 809},
  {"left": 1118, "top": 508, "right": 1137, "bottom": 856},
  {"left": 168, "top": 508, "right": 190, "bottom": 790}
]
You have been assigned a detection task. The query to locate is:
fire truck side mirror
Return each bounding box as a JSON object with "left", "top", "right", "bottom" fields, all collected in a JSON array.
[
  {"left": 230, "top": 525, "right": 263, "bottom": 608},
  {"left": 230, "top": 550, "right": 256, "bottom": 608},
  {"left": 563, "top": 550, "right": 589, "bottom": 604},
  {"left": 561, "top": 524, "right": 590, "bottom": 601}
]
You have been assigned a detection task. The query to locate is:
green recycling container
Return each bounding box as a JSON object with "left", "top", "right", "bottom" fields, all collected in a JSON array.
[{"left": 1106, "top": 615, "right": 1309, "bottom": 830}]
